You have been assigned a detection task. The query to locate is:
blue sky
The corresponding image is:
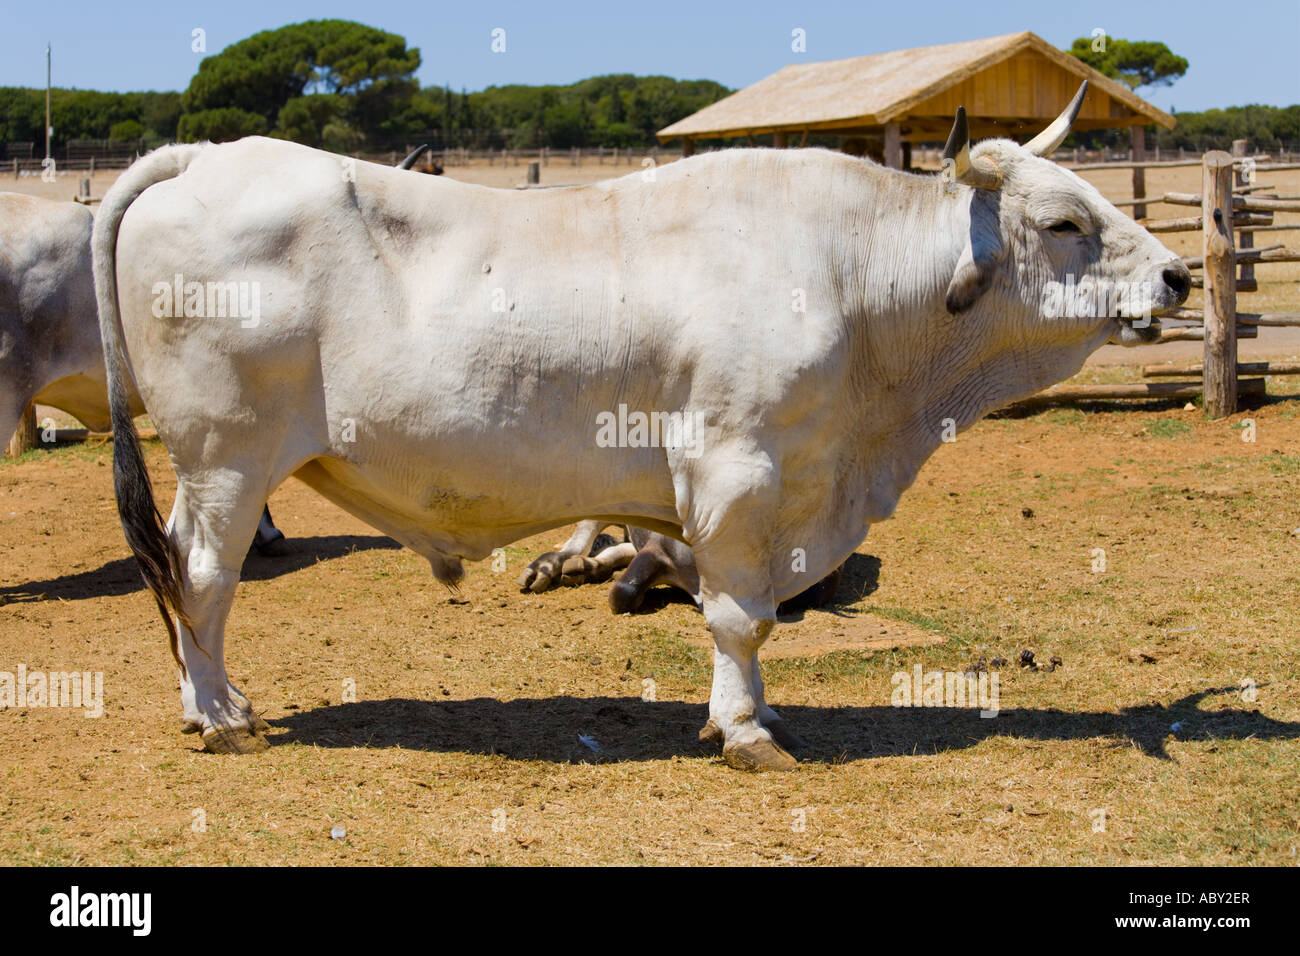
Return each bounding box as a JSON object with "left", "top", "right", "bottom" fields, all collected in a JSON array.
[{"left": 1, "top": 0, "right": 1296, "bottom": 112}]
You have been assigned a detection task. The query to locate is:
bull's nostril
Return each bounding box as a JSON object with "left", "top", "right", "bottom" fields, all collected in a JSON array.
[{"left": 1163, "top": 264, "right": 1191, "bottom": 300}]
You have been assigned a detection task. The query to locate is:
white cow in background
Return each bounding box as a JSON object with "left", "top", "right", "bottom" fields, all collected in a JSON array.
[
  {"left": 0, "top": 193, "right": 287, "bottom": 554},
  {"left": 93, "top": 83, "right": 1189, "bottom": 769}
]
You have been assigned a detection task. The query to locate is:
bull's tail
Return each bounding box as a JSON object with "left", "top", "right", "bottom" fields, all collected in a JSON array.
[{"left": 92, "top": 143, "right": 205, "bottom": 672}]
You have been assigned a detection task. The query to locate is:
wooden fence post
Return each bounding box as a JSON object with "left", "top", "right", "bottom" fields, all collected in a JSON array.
[
  {"left": 8, "top": 404, "right": 37, "bottom": 458},
  {"left": 1202, "top": 151, "right": 1238, "bottom": 418},
  {"left": 1131, "top": 125, "right": 1147, "bottom": 219},
  {"left": 527, "top": 161, "right": 539, "bottom": 185}
]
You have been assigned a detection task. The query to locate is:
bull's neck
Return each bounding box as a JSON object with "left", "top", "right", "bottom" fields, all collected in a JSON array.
[{"left": 836, "top": 176, "right": 1099, "bottom": 517}]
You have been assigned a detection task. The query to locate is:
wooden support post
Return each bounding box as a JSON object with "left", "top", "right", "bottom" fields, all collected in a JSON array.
[
  {"left": 883, "top": 122, "right": 903, "bottom": 170},
  {"left": 1131, "top": 125, "right": 1147, "bottom": 220},
  {"left": 1232, "top": 140, "right": 1254, "bottom": 284},
  {"left": 773, "top": 131, "right": 787, "bottom": 149},
  {"left": 8, "top": 404, "right": 37, "bottom": 458},
  {"left": 1203, "top": 151, "right": 1238, "bottom": 418},
  {"left": 681, "top": 138, "right": 695, "bottom": 158}
]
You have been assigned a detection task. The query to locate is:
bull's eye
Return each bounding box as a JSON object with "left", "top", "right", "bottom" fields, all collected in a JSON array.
[{"left": 1048, "top": 220, "right": 1082, "bottom": 234}]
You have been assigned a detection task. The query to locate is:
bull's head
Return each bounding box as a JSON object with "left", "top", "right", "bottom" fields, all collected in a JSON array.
[{"left": 940, "top": 81, "right": 1190, "bottom": 348}]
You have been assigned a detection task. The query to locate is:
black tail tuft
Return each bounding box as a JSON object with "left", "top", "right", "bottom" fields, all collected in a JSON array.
[{"left": 108, "top": 374, "right": 193, "bottom": 671}]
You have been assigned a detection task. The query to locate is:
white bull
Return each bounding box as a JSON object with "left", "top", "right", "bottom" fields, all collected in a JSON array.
[{"left": 93, "top": 84, "right": 1189, "bottom": 769}]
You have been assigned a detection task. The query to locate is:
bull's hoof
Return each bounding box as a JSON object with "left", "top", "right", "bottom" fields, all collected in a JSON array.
[
  {"left": 765, "top": 718, "right": 806, "bottom": 751},
  {"left": 723, "top": 738, "right": 799, "bottom": 772},
  {"left": 189, "top": 711, "right": 268, "bottom": 734},
  {"left": 698, "top": 717, "right": 723, "bottom": 743},
  {"left": 202, "top": 726, "right": 270, "bottom": 754}
]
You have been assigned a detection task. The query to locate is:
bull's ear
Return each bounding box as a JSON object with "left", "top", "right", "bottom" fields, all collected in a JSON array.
[{"left": 945, "top": 201, "right": 1005, "bottom": 315}]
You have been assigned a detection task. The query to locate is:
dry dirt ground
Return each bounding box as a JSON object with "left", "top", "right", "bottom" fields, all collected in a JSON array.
[{"left": 0, "top": 155, "right": 1297, "bottom": 866}]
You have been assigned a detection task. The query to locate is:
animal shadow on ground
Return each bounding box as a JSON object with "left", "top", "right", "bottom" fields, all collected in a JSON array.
[
  {"left": 0, "top": 534, "right": 400, "bottom": 604},
  {"left": 270, "top": 686, "right": 1297, "bottom": 765}
]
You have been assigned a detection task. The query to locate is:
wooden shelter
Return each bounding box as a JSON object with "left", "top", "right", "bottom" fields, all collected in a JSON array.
[{"left": 658, "top": 31, "right": 1175, "bottom": 167}]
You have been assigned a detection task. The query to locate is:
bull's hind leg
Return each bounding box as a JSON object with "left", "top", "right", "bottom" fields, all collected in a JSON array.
[{"left": 169, "top": 474, "right": 271, "bottom": 753}]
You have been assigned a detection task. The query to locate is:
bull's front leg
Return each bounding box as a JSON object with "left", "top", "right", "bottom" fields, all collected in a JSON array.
[
  {"left": 690, "top": 527, "right": 798, "bottom": 770},
  {"left": 697, "top": 645, "right": 803, "bottom": 752}
]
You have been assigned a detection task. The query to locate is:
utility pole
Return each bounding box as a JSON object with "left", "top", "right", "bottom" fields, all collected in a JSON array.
[{"left": 45, "top": 42, "right": 52, "bottom": 161}]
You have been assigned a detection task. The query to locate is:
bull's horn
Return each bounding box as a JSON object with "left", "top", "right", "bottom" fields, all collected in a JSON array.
[
  {"left": 397, "top": 144, "right": 431, "bottom": 170},
  {"left": 942, "top": 106, "right": 1002, "bottom": 190},
  {"left": 1023, "top": 81, "right": 1089, "bottom": 157}
]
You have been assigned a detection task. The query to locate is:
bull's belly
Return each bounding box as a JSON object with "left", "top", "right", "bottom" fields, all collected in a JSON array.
[{"left": 296, "top": 434, "right": 682, "bottom": 560}]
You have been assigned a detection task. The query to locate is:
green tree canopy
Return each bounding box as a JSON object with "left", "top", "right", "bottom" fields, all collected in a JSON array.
[
  {"left": 180, "top": 19, "right": 420, "bottom": 142},
  {"left": 177, "top": 107, "right": 267, "bottom": 142},
  {"left": 1068, "top": 36, "right": 1188, "bottom": 90}
]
